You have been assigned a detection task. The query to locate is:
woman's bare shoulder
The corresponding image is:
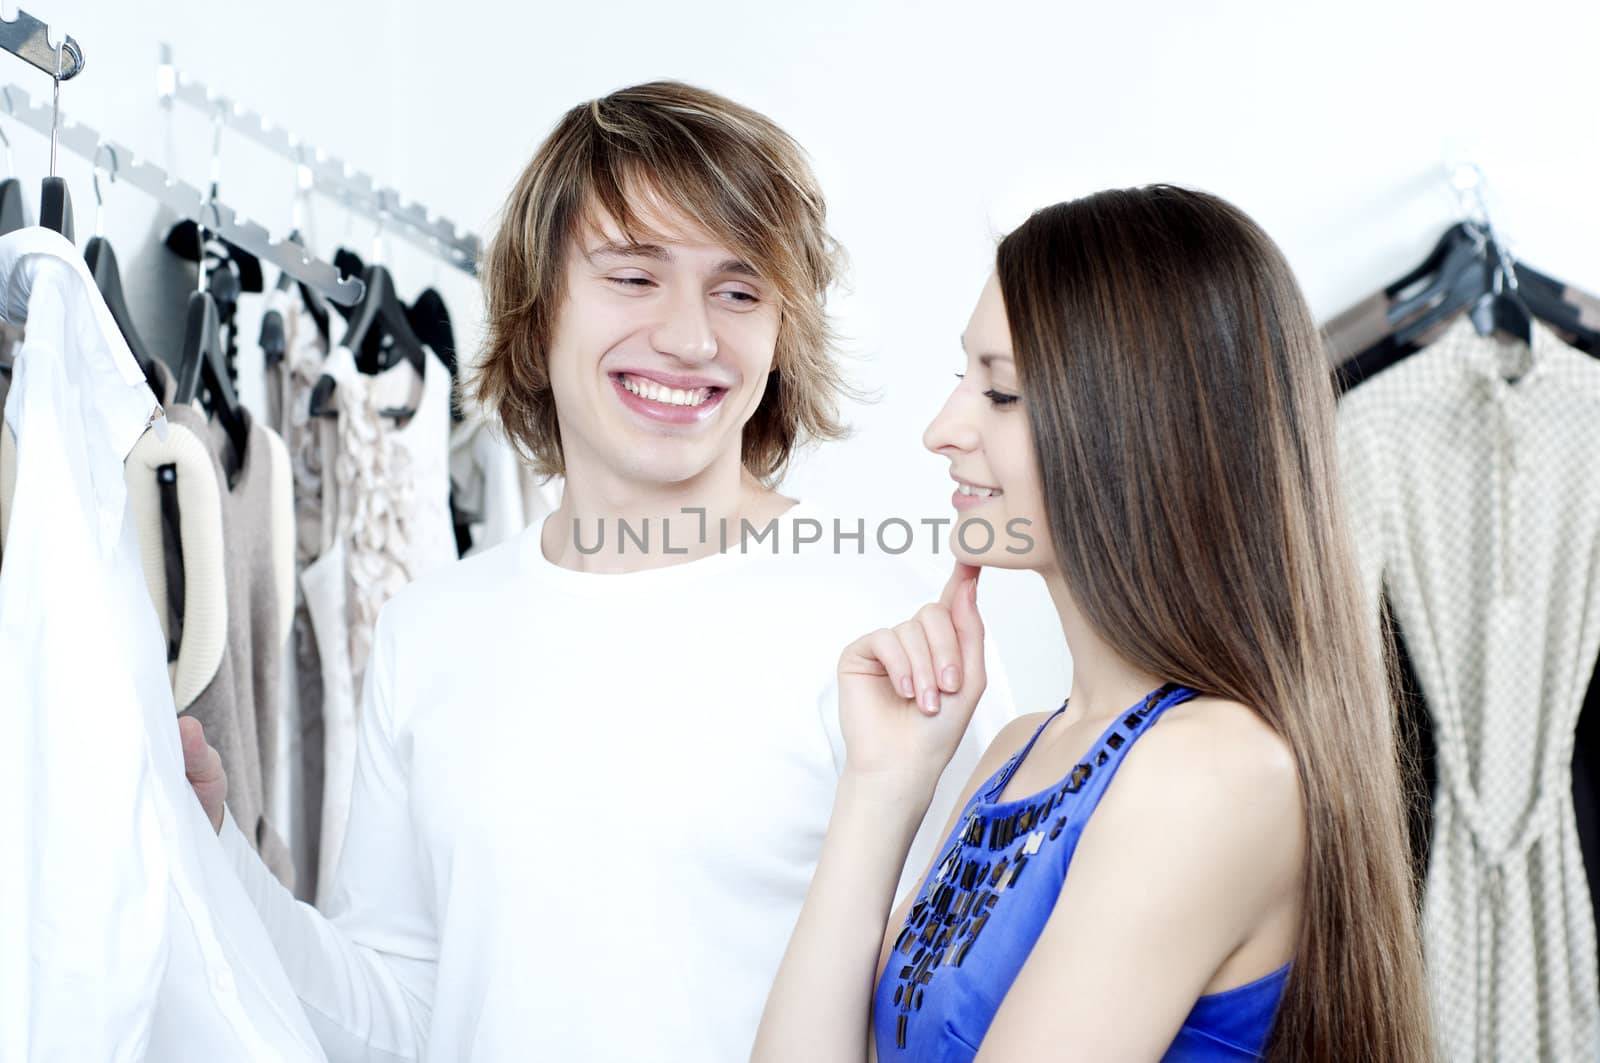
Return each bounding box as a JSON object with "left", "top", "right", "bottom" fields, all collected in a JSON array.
[{"left": 1099, "top": 694, "right": 1305, "bottom": 882}]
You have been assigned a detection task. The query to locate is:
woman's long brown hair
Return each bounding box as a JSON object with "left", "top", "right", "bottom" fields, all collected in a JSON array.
[{"left": 996, "top": 186, "right": 1434, "bottom": 1061}]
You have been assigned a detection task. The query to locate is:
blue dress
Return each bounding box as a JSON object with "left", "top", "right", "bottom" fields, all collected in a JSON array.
[{"left": 872, "top": 683, "right": 1289, "bottom": 1061}]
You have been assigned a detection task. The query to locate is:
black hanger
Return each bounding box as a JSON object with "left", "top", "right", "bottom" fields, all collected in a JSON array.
[
  {"left": 1388, "top": 225, "right": 1528, "bottom": 350},
  {"left": 39, "top": 174, "right": 71, "bottom": 241},
  {"left": 1508, "top": 264, "right": 1600, "bottom": 354},
  {"left": 1384, "top": 222, "right": 1600, "bottom": 354},
  {"left": 0, "top": 119, "right": 28, "bottom": 235},
  {"left": 164, "top": 220, "right": 264, "bottom": 293},
  {"left": 309, "top": 263, "right": 426, "bottom": 419},
  {"left": 1382, "top": 224, "right": 1462, "bottom": 301},
  {"left": 1336, "top": 226, "right": 1600, "bottom": 395},
  {"left": 0, "top": 177, "right": 29, "bottom": 234},
  {"left": 85, "top": 236, "right": 164, "bottom": 396},
  {"left": 342, "top": 264, "right": 427, "bottom": 376},
  {"left": 1384, "top": 223, "right": 1482, "bottom": 329},
  {"left": 164, "top": 218, "right": 260, "bottom": 403},
  {"left": 331, "top": 247, "right": 366, "bottom": 325},
  {"left": 329, "top": 247, "right": 386, "bottom": 366},
  {"left": 408, "top": 287, "right": 460, "bottom": 422},
  {"left": 1469, "top": 238, "right": 1533, "bottom": 349},
  {"left": 259, "top": 303, "right": 286, "bottom": 367},
  {"left": 410, "top": 287, "right": 468, "bottom": 556},
  {"left": 334, "top": 246, "right": 365, "bottom": 281},
  {"left": 276, "top": 229, "right": 330, "bottom": 344},
  {"left": 173, "top": 290, "right": 249, "bottom": 482}
]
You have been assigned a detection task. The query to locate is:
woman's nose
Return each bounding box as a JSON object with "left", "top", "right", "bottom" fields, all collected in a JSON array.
[{"left": 924, "top": 390, "right": 981, "bottom": 456}]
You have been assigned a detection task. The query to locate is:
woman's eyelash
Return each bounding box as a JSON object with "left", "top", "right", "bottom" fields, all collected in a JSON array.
[{"left": 956, "top": 373, "right": 1019, "bottom": 407}]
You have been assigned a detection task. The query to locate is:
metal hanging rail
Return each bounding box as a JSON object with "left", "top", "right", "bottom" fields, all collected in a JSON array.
[
  {"left": 157, "top": 45, "right": 482, "bottom": 276},
  {"left": 0, "top": 9, "right": 83, "bottom": 81},
  {"left": 0, "top": 81, "right": 367, "bottom": 305}
]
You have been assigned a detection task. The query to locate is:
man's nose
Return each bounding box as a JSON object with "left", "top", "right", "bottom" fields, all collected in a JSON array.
[{"left": 651, "top": 287, "right": 718, "bottom": 362}]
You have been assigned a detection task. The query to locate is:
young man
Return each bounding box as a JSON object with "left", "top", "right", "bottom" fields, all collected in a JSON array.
[{"left": 184, "top": 81, "right": 1015, "bottom": 1061}]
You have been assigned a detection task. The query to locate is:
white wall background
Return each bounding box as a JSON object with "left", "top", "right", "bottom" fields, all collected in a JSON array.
[{"left": 17, "top": 0, "right": 1600, "bottom": 713}]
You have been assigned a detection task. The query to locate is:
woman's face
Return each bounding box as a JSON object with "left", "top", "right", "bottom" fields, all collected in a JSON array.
[{"left": 923, "top": 272, "right": 1052, "bottom": 572}]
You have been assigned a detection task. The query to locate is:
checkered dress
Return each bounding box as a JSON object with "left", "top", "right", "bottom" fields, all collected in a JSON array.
[{"left": 1338, "top": 316, "right": 1600, "bottom": 1061}]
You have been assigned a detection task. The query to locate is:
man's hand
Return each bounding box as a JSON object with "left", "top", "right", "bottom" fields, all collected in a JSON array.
[{"left": 178, "top": 715, "right": 227, "bottom": 835}]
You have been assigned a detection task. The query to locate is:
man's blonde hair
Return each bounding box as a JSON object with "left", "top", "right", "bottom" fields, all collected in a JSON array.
[{"left": 475, "top": 80, "right": 850, "bottom": 483}]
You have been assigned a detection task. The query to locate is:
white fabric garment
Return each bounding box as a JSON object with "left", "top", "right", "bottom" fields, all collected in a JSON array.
[
  {"left": 448, "top": 411, "right": 533, "bottom": 557},
  {"left": 1338, "top": 316, "right": 1600, "bottom": 1061},
  {"left": 521, "top": 467, "right": 563, "bottom": 530},
  {"left": 0, "top": 226, "right": 325, "bottom": 1062},
  {"left": 303, "top": 344, "right": 455, "bottom": 905},
  {"left": 220, "top": 506, "right": 1018, "bottom": 1062},
  {"left": 263, "top": 286, "right": 330, "bottom": 901}
]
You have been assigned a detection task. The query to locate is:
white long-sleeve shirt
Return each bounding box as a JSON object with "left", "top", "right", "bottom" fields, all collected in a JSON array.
[
  {"left": 221, "top": 503, "right": 1017, "bottom": 1061},
  {"left": 0, "top": 227, "right": 325, "bottom": 1062}
]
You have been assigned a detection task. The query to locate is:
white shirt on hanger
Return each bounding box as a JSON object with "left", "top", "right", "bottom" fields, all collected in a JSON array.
[
  {"left": 0, "top": 227, "right": 326, "bottom": 1062},
  {"left": 448, "top": 411, "right": 534, "bottom": 557},
  {"left": 220, "top": 505, "right": 1018, "bottom": 1062}
]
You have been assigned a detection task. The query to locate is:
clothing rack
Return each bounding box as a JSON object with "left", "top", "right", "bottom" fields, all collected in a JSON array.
[
  {"left": 157, "top": 46, "right": 482, "bottom": 277},
  {"left": 0, "top": 9, "right": 83, "bottom": 81},
  {"left": 0, "top": 82, "right": 366, "bottom": 305}
]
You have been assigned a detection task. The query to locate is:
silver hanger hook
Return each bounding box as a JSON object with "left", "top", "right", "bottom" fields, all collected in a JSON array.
[
  {"left": 1495, "top": 230, "right": 1520, "bottom": 294},
  {"left": 48, "top": 37, "right": 65, "bottom": 178},
  {"left": 196, "top": 198, "right": 226, "bottom": 296},
  {"left": 1449, "top": 161, "right": 1520, "bottom": 297},
  {"left": 91, "top": 143, "right": 116, "bottom": 238},
  {"left": 197, "top": 108, "right": 226, "bottom": 295},
  {"left": 1448, "top": 162, "right": 1488, "bottom": 226},
  {"left": 1447, "top": 161, "right": 1494, "bottom": 260}
]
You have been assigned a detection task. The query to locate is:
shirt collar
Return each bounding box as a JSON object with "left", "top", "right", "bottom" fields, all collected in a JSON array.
[{"left": 1438, "top": 311, "right": 1560, "bottom": 391}]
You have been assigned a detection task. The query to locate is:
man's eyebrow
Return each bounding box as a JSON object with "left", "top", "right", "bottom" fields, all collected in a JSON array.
[
  {"left": 586, "top": 240, "right": 672, "bottom": 262},
  {"left": 586, "top": 241, "right": 761, "bottom": 280},
  {"left": 716, "top": 258, "right": 761, "bottom": 280}
]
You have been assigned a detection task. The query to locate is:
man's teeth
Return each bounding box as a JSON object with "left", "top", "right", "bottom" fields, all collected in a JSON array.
[
  {"left": 621, "top": 374, "right": 714, "bottom": 407},
  {"left": 958, "top": 483, "right": 1001, "bottom": 497}
]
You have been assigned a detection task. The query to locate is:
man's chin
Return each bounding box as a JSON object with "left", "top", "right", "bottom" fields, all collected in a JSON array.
[{"left": 615, "top": 450, "right": 723, "bottom": 490}]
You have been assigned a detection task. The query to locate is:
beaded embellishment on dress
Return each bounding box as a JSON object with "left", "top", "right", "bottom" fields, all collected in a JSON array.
[{"left": 881, "top": 682, "right": 1182, "bottom": 1050}]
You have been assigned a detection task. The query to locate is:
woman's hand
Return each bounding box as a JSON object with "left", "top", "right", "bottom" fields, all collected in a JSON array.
[
  {"left": 754, "top": 563, "right": 987, "bottom": 1063},
  {"left": 178, "top": 715, "right": 227, "bottom": 834},
  {"left": 836, "top": 561, "right": 986, "bottom": 796}
]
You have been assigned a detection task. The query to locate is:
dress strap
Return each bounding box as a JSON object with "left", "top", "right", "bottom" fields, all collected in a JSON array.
[
  {"left": 984, "top": 700, "right": 1070, "bottom": 801},
  {"left": 1066, "top": 682, "right": 1199, "bottom": 814},
  {"left": 985, "top": 683, "right": 1199, "bottom": 806}
]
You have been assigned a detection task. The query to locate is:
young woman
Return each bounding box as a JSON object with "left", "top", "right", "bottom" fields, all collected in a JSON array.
[{"left": 752, "top": 186, "right": 1435, "bottom": 1061}]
